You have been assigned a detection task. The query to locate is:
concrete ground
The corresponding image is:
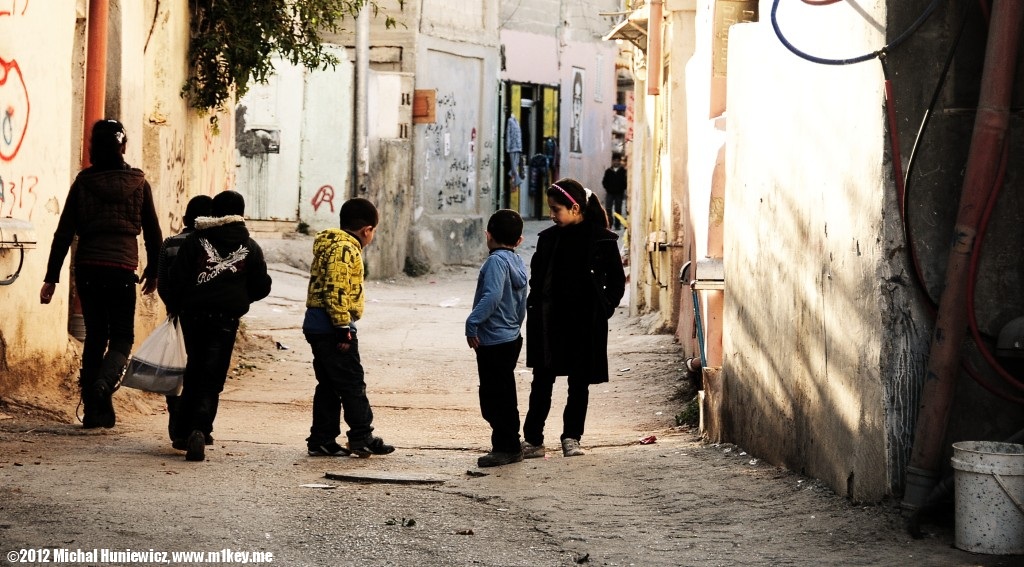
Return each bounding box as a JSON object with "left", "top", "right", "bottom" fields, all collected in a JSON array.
[{"left": 0, "top": 220, "right": 1020, "bottom": 566}]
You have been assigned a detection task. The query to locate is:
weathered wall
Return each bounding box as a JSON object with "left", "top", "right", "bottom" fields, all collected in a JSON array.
[
  {"left": 409, "top": 28, "right": 498, "bottom": 269},
  {"left": 297, "top": 47, "right": 354, "bottom": 234},
  {"left": 0, "top": 0, "right": 235, "bottom": 406},
  {"left": 723, "top": 10, "right": 891, "bottom": 500},
  {"left": 0, "top": 1, "right": 82, "bottom": 399},
  {"left": 500, "top": 29, "right": 559, "bottom": 85}
]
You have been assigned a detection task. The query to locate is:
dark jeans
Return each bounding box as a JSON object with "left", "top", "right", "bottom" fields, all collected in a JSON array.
[
  {"left": 174, "top": 312, "right": 238, "bottom": 440},
  {"left": 523, "top": 369, "right": 591, "bottom": 445},
  {"left": 475, "top": 337, "right": 523, "bottom": 453},
  {"left": 605, "top": 193, "right": 625, "bottom": 228},
  {"left": 75, "top": 265, "right": 137, "bottom": 385},
  {"left": 306, "top": 333, "right": 374, "bottom": 446}
]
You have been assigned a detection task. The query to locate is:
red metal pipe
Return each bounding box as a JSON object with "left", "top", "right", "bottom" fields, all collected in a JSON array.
[
  {"left": 82, "top": 0, "right": 109, "bottom": 168},
  {"left": 70, "top": 0, "right": 110, "bottom": 330},
  {"left": 902, "top": 0, "right": 1024, "bottom": 512}
]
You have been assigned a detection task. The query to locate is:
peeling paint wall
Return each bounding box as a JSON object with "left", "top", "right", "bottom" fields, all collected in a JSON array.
[{"left": 0, "top": 0, "right": 235, "bottom": 404}]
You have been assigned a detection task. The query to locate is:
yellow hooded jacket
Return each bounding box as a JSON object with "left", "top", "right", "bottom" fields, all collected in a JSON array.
[{"left": 305, "top": 229, "right": 364, "bottom": 327}]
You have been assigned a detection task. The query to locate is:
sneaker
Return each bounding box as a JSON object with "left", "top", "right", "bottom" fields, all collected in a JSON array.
[
  {"left": 478, "top": 450, "right": 524, "bottom": 468},
  {"left": 348, "top": 436, "right": 395, "bottom": 458},
  {"left": 307, "top": 441, "right": 352, "bottom": 457},
  {"left": 521, "top": 440, "right": 545, "bottom": 459},
  {"left": 561, "top": 438, "right": 584, "bottom": 457},
  {"left": 185, "top": 430, "right": 206, "bottom": 462}
]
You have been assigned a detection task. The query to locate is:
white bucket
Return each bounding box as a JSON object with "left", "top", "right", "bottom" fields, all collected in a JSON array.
[{"left": 951, "top": 441, "right": 1024, "bottom": 554}]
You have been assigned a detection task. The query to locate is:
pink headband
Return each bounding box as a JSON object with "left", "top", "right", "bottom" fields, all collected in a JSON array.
[{"left": 551, "top": 183, "right": 578, "bottom": 207}]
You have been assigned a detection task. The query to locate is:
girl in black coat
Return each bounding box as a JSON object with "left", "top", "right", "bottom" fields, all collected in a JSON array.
[{"left": 522, "top": 178, "right": 626, "bottom": 458}]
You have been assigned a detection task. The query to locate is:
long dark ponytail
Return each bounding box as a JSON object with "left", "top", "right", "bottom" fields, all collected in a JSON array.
[{"left": 546, "top": 177, "right": 609, "bottom": 229}]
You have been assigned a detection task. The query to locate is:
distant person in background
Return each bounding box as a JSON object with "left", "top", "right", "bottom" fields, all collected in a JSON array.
[
  {"left": 40, "top": 119, "right": 162, "bottom": 429},
  {"left": 156, "top": 195, "right": 213, "bottom": 443},
  {"left": 164, "top": 190, "right": 272, "bottom": 462},
  {"left": 602, "top": 154, "right": 627, "bottom": 230}
]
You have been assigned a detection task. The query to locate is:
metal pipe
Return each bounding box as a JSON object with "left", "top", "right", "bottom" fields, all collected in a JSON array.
[
  {"left": 83, "top": 0, "right": 110, "bottom": 168},
  {"left": 353, "top": 5, "right": 369, "bottom": 198},
  {"left": 903, "top": 0, "right": 1024, "bottom": 512},
  {"left": 646, "top": 0, "right": 662, "bottom": 96}
]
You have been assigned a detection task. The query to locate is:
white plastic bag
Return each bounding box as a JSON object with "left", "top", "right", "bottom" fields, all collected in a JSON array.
[{"left": 121, "top": 317, "right": 187, "bottom": 395}]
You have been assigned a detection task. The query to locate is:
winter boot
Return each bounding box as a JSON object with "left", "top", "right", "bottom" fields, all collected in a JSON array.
[
  {"left": 79, "top": 369, "right": 102, "bottom": 429},
  {"left": 93, "top": 351, "right": 128, "bottom": 428}
]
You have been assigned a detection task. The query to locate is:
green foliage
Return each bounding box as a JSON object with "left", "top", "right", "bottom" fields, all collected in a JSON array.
[
  {"left": 183, "top": 0, "right": 401, "bottom": 114},
  {"left": 675, "top": 396, "right": 700, "bottom": 427}
]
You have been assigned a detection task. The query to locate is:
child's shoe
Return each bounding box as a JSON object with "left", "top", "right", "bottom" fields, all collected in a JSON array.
[
  {"left": 307, "top": 441, "right": 351, "bottom": 457},
  {"left": 521, "top": 440, "right": 545, "bottom": 459},
  {"left": 477, "top": 450, "right": 524, "bottom": 468},
  {"left": 348, "top": 436, "right": 395, "bottom": 457},
  {"left": 561, "top": 438, "right": 584, "bottom": 457}
]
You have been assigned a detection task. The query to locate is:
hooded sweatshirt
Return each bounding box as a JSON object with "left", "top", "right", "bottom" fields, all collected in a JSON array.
[
  {"left": 44, "top": 166, "right": 161, "bottom": 283},
  {"left": 465, "top": 248, "right": 528, "bottom": 347},
  {"left": 163, "top": 215, "right": 272, "bottom": 318}
]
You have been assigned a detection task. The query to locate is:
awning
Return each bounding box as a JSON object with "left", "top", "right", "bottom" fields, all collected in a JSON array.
[{"left": 602, "top": 5, "right": 649, "bottom": 51}]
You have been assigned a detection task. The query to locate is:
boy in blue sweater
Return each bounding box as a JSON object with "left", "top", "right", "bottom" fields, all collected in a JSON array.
[{"left": 466, "top": 209, "right": 528, "bottom": 467}]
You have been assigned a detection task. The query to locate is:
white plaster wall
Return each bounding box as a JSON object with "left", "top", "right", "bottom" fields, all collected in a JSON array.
[
  {"left": 0, "top": 1, "right": 79, "bottom": 386},
  {"left": 723, "top": 12, "right": 890, "bottom": 499},
  {"left": 234, "top": 60, "right": 305, "bottom": 221},
  {"left": 556, "top": 41, "right": 621, "bottom": 192},
  {"left": 299, "top": 47, "right": 354, "bottom": 233},
  {"left": 0, "top": 0, "right": 236, "bottom": 400},
  {"left": 500, "top": 29, "right": 560, "bottom": 85},
  {"left": 421, "top": 0, "right": 496, "bottom": 46}
]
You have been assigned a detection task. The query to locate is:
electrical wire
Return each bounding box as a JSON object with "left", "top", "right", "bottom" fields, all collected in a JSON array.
[
  {"left": 770, "top": 0, "right": 946, "bottom": 65},
  {"left": 966, "top": 138, "right": 1024, "bottom": 400}
]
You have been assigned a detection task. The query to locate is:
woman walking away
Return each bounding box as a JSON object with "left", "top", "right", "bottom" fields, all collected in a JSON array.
[
  {"left": 40, "top": 119, "right": 162, "bottom": 428},
  {"left": 522, "top": 177, "right": 625, "bottom": 458}
]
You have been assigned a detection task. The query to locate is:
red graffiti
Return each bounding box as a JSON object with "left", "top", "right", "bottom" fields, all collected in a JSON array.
[
  {"left": 0, "top": 0, "right": 29, "bottom": 16},
  {"left": 0, "top": 57, "right": 30, "bottom": 162},
  {"left": 2, "top": 174, "right": 39, "bottom": 218},
  {"left": 311, "top": 185, "right": 335, "bottom": 212}
]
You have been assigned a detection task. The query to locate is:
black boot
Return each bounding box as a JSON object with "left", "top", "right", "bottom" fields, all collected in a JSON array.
[
  {"left": 94, "top": 351, "right": 128, "bottom": 429},
  {"left": 79, "top": 369, "right": 102, "bottom": 429}
]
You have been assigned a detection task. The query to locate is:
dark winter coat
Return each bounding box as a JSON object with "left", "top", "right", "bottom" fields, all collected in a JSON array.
[
  {"left": 164, "top": 215, "right": 272, "bottom": 318},
  {"left": 44, "top": 166, "right": 161, "bottom": 283},
  {"left": 525, "top": 221, "right": 626, "bottom": 383}
]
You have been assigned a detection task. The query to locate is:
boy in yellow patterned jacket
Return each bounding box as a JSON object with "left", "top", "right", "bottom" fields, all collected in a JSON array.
[{"left": 302, "top": 198, "right": 394, "bottom": 457}]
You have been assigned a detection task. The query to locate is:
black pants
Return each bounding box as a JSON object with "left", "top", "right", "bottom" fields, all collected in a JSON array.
[
  {"left": 605, "top": 193, "right": 625, "bottom": 228},
  {"left": 306, "top": 333, "right": 375, "bottom": 446},
  {"left": 75, "top": 265, "right": 137, "bottom": 385},
  {"left": 523, "top": 369, "right": 591, "bottom": 445},
  {"left": 174, "top": 312, "right": 238, "bottom": 440},
  {"left": 475, "top": 337, "right": 523, "bottom": 453}
]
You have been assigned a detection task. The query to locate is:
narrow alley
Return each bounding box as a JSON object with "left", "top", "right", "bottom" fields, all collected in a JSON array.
[{"left": 0, "top": 221, "right": 1015, "bottom": 566}]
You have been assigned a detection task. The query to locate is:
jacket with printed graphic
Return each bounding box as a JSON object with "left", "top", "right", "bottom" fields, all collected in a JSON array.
[
  {"left": 164, "top": 215, "right": 272, "bottom": 317},
  {"left": 303, "top": 229, "right": 365, "bottom": 330}
]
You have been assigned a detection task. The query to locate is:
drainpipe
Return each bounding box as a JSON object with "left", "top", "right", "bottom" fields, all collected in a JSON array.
[
  {"left": 646, "top": 0, "right": 662, "bottom": 96},
  {"left": 69, "top": 0, "right": 110, "bottom": 339},
  {"left": 353, "top": 6, "right": 369, "bottom": 198},
  {"left": 902, "top": 0, "right": 1024, "bottom": 512},
  {"left": 83, "top": 0, "right": 109, "bottom": 168}
]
